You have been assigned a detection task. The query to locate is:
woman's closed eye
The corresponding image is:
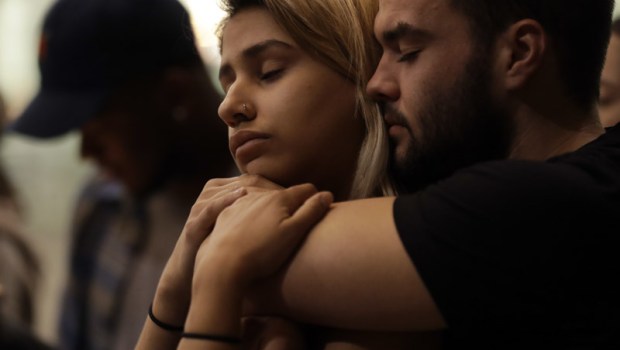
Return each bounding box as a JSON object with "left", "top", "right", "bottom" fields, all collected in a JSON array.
[{"left": 260, "top": 68, "right": 285, "bottom": 82}]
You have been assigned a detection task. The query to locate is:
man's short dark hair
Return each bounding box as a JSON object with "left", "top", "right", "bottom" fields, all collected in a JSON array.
[{"left": 450, "top": 0, "right": 615, "bottom": 112}]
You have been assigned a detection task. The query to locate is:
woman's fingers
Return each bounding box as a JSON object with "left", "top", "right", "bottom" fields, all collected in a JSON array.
[
  {"left": 184, "top": 187, "right": 247, "bottom": 245},
  {"left": 198, "top": 175, "right": 283, "bottom": 200},
  {"left": 195, "top": 185, "right": 333, "bottom": 287},
  {"left": 282, "top": 190, "right": 333, "bottom": 234},
  {"left": 275, "top": 187, "right": 332, "bottom": 264}
]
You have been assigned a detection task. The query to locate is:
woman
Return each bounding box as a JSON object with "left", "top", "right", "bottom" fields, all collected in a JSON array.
[{"left": 136, "top": 0, "right": 435, "bottom": 348}]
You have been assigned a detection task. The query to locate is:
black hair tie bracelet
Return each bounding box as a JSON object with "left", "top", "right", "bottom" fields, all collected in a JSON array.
[{"left": 148, "top": 303, "right": 184, "bottom": 332}]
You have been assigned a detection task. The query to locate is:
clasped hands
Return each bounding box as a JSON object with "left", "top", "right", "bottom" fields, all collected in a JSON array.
[{"left": 151, "top": 174, "right": 333, "bottom": 349}]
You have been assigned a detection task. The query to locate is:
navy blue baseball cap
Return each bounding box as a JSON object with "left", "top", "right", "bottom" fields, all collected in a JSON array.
[{"left": 10, "top": 0, "right": 201, "bottom": 138}]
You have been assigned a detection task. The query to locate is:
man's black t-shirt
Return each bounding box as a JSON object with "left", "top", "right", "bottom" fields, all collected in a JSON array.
[{"left": 393, "top": 125, "right": 620, "bottom": 348}]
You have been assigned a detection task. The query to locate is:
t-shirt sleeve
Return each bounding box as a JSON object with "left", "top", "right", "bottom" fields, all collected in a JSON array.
[{"left": 393, "top": 160, "right": 615, "bottom": 335}]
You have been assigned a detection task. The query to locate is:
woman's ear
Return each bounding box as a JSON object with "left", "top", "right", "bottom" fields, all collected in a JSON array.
[{"left": 495, "top": 19, "right": 548, "bottom": 91}]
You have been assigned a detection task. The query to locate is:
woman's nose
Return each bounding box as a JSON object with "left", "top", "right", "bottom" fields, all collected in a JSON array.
[{"left": 218, "top": 85, "right": 256, "bottom": 128}]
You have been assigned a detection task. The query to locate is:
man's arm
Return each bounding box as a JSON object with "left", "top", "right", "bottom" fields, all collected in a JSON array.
[{"left": 247, "top": 197, "right": 446, "bottom": 332}]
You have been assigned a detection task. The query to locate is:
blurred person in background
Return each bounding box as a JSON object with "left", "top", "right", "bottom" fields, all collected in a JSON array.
[
  {"left": 599, "top": 18, "right": 620, "bottom": 127},
  {"left": 1, "top": 93, "right": 53, "bottom": 350},
  {"left": 8, "top": 0, "right": 235, "bottom": 349}
]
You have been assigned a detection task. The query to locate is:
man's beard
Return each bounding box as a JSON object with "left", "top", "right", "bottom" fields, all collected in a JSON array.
[{"left": 389, "top": 53, "right": 514, "bottom": 193}]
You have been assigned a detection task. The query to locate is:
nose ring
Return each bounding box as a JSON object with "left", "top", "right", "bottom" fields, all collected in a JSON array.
[{"left": 242, "top": 103, "right": 248, "bottom": 112}]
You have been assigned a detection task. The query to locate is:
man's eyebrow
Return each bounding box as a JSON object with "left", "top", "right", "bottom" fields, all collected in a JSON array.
[
  {"left": 219, "top": 39, "right": 294, "bottom": 82},
  {"left": 382, "top": 21, "right": 430, "bottom": 44}
]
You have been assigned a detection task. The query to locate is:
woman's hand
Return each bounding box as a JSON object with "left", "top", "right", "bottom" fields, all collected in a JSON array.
[
  {"left": 193, "top": 183, "right": 333, "bottom": 291},
  {"left": 180, "top": 184, "right": 332, "bottom": 349},
  {"left": 152, "top": 175, "right": 283, "bottom": 323},
  {"left": 136, "top": 175, "right": 282, "bottom": 349}
]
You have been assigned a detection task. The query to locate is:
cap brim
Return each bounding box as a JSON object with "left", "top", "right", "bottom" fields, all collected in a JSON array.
[{"left": 8, "top": 89, "right": 106, "bottom": 138}]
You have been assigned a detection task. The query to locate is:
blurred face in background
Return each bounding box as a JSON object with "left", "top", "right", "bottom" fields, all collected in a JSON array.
[
  {"left": 599, "top": 32, "right": 620, "bottom": 127},
  {"left": 80, "top": 85, "right": 177, "bottom": 195}
]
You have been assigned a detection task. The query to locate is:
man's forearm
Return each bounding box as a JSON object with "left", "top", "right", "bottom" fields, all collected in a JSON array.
[{"left": 244, "top": 198, "right": 445, "bottom": 331}]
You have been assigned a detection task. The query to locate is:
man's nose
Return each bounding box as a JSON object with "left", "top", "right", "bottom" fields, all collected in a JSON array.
[{"left": 367, "top": 56, "right": 400, "bottom": 102}]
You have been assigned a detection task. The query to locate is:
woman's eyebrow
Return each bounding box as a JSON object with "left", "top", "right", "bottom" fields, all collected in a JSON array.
[
  {"left": 242, "top": 39, "right": 295, "bottom": 59},
  {"left": 219, "top": 39, "right": 295, "bottom": 82}
]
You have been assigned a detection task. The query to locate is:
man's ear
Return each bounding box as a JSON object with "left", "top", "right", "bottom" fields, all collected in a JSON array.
[{"left": 496, "top": 19, "right": 547, "bottom": 91}]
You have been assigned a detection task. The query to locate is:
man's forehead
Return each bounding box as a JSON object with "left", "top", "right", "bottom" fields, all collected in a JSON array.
[{"left": 376, "top": 0, "right": 446, "bottom": 32}]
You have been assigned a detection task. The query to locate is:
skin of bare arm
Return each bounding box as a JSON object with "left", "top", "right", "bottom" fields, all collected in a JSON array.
[{"left": 245, "top": 197, "right": 446, "bottom": 332}]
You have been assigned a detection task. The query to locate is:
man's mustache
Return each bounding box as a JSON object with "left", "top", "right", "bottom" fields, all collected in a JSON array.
[{"left": 381, "top": 103, "right": 410, "bottom": 130}]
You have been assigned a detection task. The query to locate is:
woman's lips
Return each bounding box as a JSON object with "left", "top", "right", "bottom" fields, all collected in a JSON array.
[{"left": 229, "top": 130, "right": 271, "bottom": 163}]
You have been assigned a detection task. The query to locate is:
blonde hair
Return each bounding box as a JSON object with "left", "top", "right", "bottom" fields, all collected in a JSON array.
[{"left": 219, "top": 0, "right": 394, "bottom": 199}]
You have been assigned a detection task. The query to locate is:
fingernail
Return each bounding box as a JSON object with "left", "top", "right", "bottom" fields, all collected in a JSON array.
[{"left": 319, "top": 192, "right": 333, "bottom": 207}]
